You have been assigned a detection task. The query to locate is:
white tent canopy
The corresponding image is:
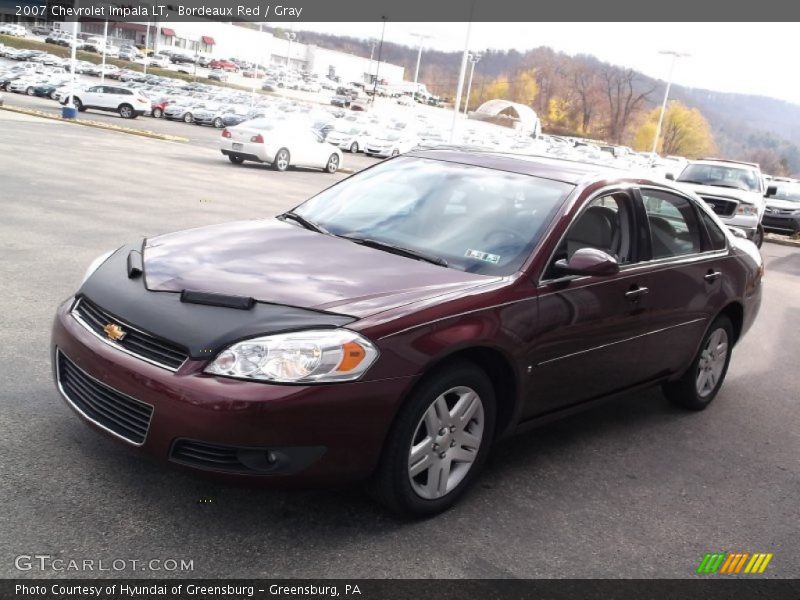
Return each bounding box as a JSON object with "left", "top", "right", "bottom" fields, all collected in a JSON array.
[{"left": 471, "top": 99, "right": 541, "bottom": 135}]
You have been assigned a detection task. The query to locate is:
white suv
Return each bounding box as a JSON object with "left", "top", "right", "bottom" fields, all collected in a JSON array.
[
  {"left": 672, "top": 158, "right": 775, "bottom": 247},
  {"left": 61, "top": 85, "right": 149, "bottom": 119}
]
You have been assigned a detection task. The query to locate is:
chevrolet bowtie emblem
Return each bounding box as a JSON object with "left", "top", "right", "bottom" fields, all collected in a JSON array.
[{"left": 103, "top": 323, "right": 127, "bottom": 341}]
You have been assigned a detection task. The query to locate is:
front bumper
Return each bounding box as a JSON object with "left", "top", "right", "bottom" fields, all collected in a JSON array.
[
  {"left": 762, "top": 213, "right": 800, "bottom": 234},
  {"left": 51, "top": 299, "right": 414, "bottom": 484}
]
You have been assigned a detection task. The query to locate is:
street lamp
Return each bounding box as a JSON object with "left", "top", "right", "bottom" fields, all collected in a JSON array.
[
  {"left": 371, "top": 17, "right": 387, "bottom": 104},
  {"left": 651, "top": 50, "right": 690, "bottom": 157},
  {"left": 285, "top": 31, "right": 296, "bottom": 70},
  {"left": 463, "top": 52, "right": 482, "bottom": 114},
  {"left": 450, "top": 20, "right": 473, "bottom": 142},
  {"left": 410, "top": 32, "right": 431, "bottom": 104},
  {"left": 99, "top": 19, "right": 108, "bottom": 83}
]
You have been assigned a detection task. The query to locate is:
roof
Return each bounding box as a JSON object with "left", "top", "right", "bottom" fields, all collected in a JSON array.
[
  {"left": 695, "top": 158, "right": 761, "bottom": 169},
  {"left": 472, "top": 99, "right": 540, "bottom": 133},
  {"left": 408, "top": 148, "right": 626, "bottom": 185}
]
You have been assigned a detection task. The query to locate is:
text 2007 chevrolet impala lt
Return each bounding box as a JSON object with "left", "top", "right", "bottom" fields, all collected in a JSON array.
[{"left": 52, "top": 151, "right": 763, "bottom": 515}]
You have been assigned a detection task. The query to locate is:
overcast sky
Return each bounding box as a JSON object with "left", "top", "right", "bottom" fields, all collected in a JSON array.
[{"left": 293, "top": 22, "right": 799, "bottom": 105}]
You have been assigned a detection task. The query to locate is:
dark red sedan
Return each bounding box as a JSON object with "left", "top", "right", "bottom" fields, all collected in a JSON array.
[{"left": 51, "top": 151, "right": 763, "bottom": 515}]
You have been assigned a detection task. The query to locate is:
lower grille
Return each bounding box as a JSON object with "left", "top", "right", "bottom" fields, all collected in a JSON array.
[
  {"left": 701, "top": 196, "right": 738, "bottom": 217},
  {"left": 170, "top": 439, "right": 325, "bottom": 475},
  {"left": 57, "top": 350, "right": 153, "bottom": 445},
  {"left": 171, "top": 439, "right": 244, "bottom": 471},
  {"left": 72, "top": 297, "right": 188, "bottom": 370}
]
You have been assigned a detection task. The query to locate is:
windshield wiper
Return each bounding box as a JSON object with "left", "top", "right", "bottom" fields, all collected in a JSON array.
[
  {"left": 276, "top": 211, "right": 328, "bottom": 234},
  {"left": 340, "top": 235, "right": 448, "bottom": 267}
]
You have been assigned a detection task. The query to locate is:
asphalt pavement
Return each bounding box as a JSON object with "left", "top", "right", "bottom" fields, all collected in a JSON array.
[{"left": 0, "top": 109, "right": 798, "bottom": 579}]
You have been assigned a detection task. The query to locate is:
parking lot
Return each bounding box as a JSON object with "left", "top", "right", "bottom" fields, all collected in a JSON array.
[{"left": 1, "top": 108, "right": 799, "bottom": 579}]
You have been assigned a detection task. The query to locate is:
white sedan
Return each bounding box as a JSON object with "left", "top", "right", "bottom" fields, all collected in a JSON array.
[
  {"left": 325, "top": 125, "right": 373, "bottom": 153},
  {"left": 364, "top": 132, "right": 420, "bottom": 158},
  {"left": 220, "top": 119, "right": 343, "bottom": 173}
]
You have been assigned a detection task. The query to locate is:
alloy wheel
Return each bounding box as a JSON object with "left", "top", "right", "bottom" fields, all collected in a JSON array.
[
  {"left": 276, "top": 150, "right": 289, "bottom": 171},
  {"left": 327, "top": 154, "right": 339, "bottom": 173},
  {"left": 408, "top": 386, "right": 485, "bottom": 500},
  {"left": 696, "top": 328, "right": 729, "bottom": 398}
]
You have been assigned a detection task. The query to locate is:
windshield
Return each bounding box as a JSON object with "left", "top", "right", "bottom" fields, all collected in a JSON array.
[
  {"left": 293, "top": 157, "right": 573, "bottom": 275},
  {"left": 678, "top": 163, "right": 761, "bottom": 192},
  {"left": 772, "top": 183, "right": 800, "bottom": 203}
]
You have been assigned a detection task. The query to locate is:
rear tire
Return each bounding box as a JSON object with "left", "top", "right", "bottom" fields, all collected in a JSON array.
[
  {"left": 272, "top": 148, "right": 290, "bottom": 171},
  {"left": 152, "top": 107, "right": 163, "bottom": 118},
  {"left": 26, "top": 87, "right": 34, "bottom": 95},
  {"left": 349, "top": 141, "right": 358, "bottom": 153},
  {"left": 118, "top": 104, "right": 135, "bottom": 119},
  {"left": 183, "top": 112, "right": 193, "bottom": 123},
  {"left": 228, "top": 154, "right": 245, "bottom": 164},
  {"left": 213, "top": 117, "right": 223, "bottom": 128},
  {"left": 370, "top": 360, "right": 495, "bottom": 516},
  {"left": 663, "top": 315, "right": 734, "bottom": 411}
]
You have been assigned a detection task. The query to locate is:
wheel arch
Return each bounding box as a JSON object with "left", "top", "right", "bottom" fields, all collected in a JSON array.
[
  {"left": 717, "top": 301, "right": 744, "bottom": 346},
  {"left": 400, "top": 344, "right": 521, "bottom": 441}
]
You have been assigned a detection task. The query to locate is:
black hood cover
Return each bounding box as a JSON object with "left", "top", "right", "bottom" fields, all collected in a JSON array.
[{"left": 78, "top": 245, "right": 355, "bottom": 360}]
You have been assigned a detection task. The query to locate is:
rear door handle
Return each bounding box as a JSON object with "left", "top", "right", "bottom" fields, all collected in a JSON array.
[
  {"left": 625, "top": 285, "right": 649, "bottom": 300},
  {"left": 704, "top": 270, "right": 722, "bottom": 283}
]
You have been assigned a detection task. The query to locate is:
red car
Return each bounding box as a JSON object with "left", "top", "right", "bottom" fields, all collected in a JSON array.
[
  {"left": 51, "top": 151, "right": 763, "bottom": 515},
  {"left": 208, "top": 59, "right": 238, "bottom": 72}
]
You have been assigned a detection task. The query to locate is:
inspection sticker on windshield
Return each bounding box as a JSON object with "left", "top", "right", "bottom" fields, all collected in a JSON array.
[{"left": 465, "top": 249, "right": 501, "bottom": 264}]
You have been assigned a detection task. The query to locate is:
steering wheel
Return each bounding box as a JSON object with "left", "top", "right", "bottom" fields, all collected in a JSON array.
[{"left": 483, "top": 228, "right": 526, "bottom": 247}]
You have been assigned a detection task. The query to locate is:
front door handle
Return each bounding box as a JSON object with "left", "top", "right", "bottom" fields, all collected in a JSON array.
[
  {"left": 704, "top": 270, "right": 722, "bottom": 283},
  {"left": 624, "top": 285, "right": 649, "bottom": 300}
]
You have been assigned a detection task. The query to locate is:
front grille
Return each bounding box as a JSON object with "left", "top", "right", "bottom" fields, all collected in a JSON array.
[
  {"left": 57, "top": 350, "right": 153, "bottom": 445},
  {"left": 701, "top": 196, "right": 738, "bottom": 217},
  {"left": 73, "top": 297, "right": 188, "bottom": 370}
]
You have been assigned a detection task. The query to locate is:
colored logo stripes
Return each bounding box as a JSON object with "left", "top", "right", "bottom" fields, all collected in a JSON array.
[{"left": 697, "top": 552, "right": 773, "bottom": 574}]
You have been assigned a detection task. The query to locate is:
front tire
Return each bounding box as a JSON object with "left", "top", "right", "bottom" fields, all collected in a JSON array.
[
  {"left": 272, "top": 148, "right": 290, "bottom": 171},
  {"left": 326, "top": 153, "right": 339, "bottom": 174},
  {"left": 213, "top": 117, "right": 223, "bottom": 128},
  {"left": 183, "top": 112, "right": 193, "bottom": 123},
  {"left": 26, "top": 87, "right": 35, "bottom": 95},
  {"left": 753, "top": 224, "right": 764, "bottom": 248},
  {"left": 349, "top": 141, "right": 358, "bottom": 153},
  {"left": 371, "top": 360, "right": 496, "bottom": 516},
  {"left": 663, "top": 315, "right": 733, "bottom": 411}
]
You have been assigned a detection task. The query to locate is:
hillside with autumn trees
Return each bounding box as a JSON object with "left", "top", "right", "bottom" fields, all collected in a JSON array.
[{"left": 266, "top": 27, "right": 800, "bottom": 176}]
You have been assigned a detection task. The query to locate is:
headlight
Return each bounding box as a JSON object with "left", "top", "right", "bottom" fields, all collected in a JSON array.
[
  {"left": 204, "top": 329, "right": 379, "bottom": 383},
  {"left": 736, "top": 204, "right": 758, "bottom": 216},
  {"left": 80, "top": 249, "right": 116, "bottom": 285}
]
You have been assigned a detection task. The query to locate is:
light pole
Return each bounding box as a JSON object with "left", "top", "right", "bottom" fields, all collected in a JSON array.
[
  {"left": 251, "top": 23, "right": 263, "bottom": 107},
  {"left": 371, "top": 17, "right": 387, "bottom": 104},
  {"left": 285, "top": 31, "right": 296, "bottom": 70},
  {"left": 143, "top": 21, "right": 150, "bottom": 76},
  {"left": 367, "top": 39, "right": 377, "bottom": 86},
  {"left": 100, "top": 19, "right": 108, "bottom": 83},
  {"left": 651, "top": 50, "right": 690, "bottom": 157},
  {"left": 463, "top": 52, "right": 481, "bottom": 114},
  {"left": 410, "top": 32, "right": 431, "bottom": 103},
  {"left": 450, "top": 20, "right": 473, "bottom": 142}
]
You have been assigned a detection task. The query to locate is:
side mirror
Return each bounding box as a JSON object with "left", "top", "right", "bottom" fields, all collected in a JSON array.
[
  {"left": 765, "top": 185, "right": 778, "bottom": 197},
  {"left": 554, "top": 248, "right": 620, "bottom": 277},
  {"left": 665, "top": 173, "right": 675, "bottom": 180},
  {"left": 727, "top": 226, "right": 748, "bottom": 239}
]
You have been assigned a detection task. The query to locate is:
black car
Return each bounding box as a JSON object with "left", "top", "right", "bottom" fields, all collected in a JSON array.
[{"left": 31, "top": 83, "right": 61, "bottom": 99}]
